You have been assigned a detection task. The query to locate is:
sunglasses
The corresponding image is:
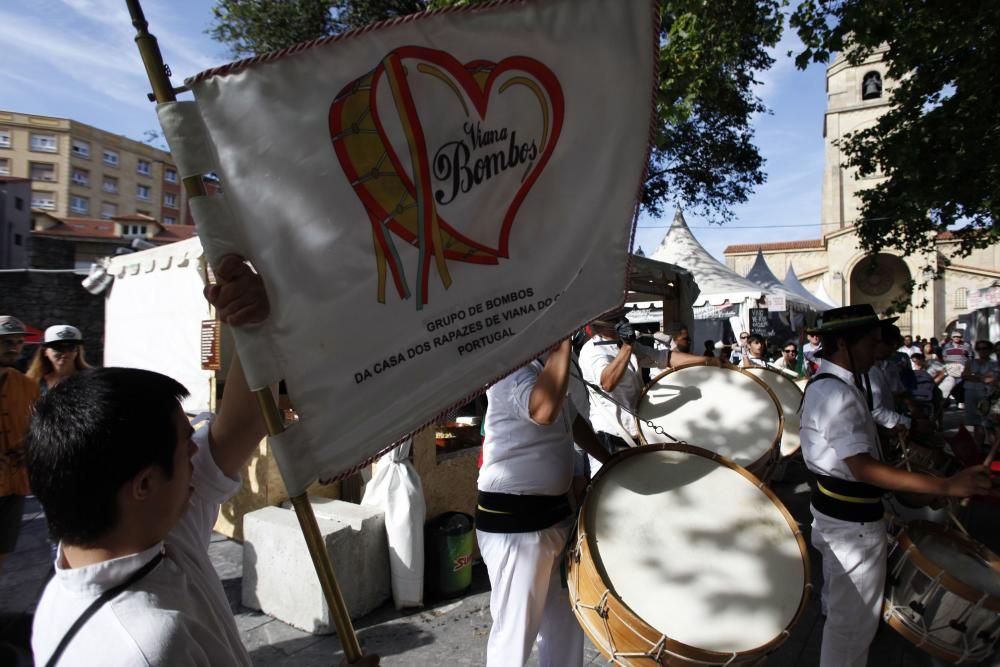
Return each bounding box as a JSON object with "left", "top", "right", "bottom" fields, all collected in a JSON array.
[
  {"left": 739, "top": 335, "right": 749, "bottom": 340},
  {"left": 46, "top": 341, "right": 79, "bottom": 352},
  {"left": 783, "top": 349, "right": 796, "bottom": 353},
  {"left": 0, "top": 337, "right": 24, "bottom": 347}
]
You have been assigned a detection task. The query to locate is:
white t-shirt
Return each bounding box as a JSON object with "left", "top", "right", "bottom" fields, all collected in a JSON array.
[
  {"left": 33, "top": 425, "right": 249, "bottom": 667},
  {"left": 867, "top": 363, "right": 911, "bottom": 430},
  {"left": 800, "top": 359, "right": 881, "bottom": 481},
  {"left": 578, "top": 336, "right": 667, "bottom": 437},
  {"left": 479, "top": 361, "right": 577, "bottom": 496}
]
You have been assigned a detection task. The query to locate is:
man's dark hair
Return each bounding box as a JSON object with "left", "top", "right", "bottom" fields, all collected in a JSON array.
[
  {"left": 748, "top": 333, "right": 766, "bottom": 345},
  {"left": 880, "top": 322, "right": 902, "bottom": 348},
  {"left": 27, "top": 368, "right": 189, "bottom": 545},
  {"left": 910, "top": 352, "right": 925, "bottom": 362}
]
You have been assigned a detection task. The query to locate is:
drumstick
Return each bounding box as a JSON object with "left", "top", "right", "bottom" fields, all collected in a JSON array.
[
  {"left": 947, "top": 507, "right": 971, "bottom": 537},
  {"left": 897, "top": 432, "right": 913, "bottom": 472},
  {"left": 959, "top": 436, "right": 1000, "bottom": 508}
]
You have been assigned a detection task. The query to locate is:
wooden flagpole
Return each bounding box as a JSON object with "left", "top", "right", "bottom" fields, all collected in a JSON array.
[{"left": 124, "top": 1, "right": 363, "bottom": 661}]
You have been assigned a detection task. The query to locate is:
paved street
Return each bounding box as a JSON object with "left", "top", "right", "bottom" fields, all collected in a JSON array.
[{"left": 2, "top": 411, "right": 998, "bottom": 666}]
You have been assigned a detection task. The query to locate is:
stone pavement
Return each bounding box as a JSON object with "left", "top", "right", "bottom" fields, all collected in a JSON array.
[{"left": 2, "top": 414, "right": 998, "bottom": 666}]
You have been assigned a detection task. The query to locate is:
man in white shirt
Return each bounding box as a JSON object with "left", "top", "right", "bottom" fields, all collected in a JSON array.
[
  {"left": 897, "top": 334, "right": 920, "bottom": 358},
  {"left": 739, "top": 333, "right": 769, "bottom": 369},
  {"left": 578, "top": 310, "right": 700, "bottom": 462},
  {"left": 800, "top": 305, "right": 991, "bottom": 667},
  {"left": 867, "top": 322, "right": 912, "bottom": 435},
  {"left": 802, "top": 333, "right": 822, "bottom": 377},
  {"left": 476, "top": 339, "right": 608, "bottom": 667},
  {"left": 28, "top": 256, "right": 379, "bottom": 667}
]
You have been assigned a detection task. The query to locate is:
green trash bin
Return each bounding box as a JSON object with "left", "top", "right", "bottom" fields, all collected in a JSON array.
[{"left": 426, "top": 512, "right": 474, "bottom": 598}]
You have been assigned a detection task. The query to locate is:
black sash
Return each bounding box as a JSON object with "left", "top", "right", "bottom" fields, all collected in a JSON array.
[
  {"left": 475, "top": 491, "right": 572, "bottom": 533},
  {"left": 809, "top": 473, "right": 884, "bottom": 522}
]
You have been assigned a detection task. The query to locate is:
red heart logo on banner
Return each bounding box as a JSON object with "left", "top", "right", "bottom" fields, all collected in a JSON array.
[{"left": 330, "top": 46, "right": 564, "bottom": 308}]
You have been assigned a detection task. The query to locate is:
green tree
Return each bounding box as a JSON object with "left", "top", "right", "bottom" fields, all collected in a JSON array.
[
  {"left": 208, "top": 0, "right": 784, "bottom": 223},
  {"left": 791, "top": 0, "right": 1000, "bottom": 261}
]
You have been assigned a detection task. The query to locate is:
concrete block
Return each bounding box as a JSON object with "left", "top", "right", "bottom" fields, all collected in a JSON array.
[{"left": 242, "top": 498, "right": 390, "bottom": 634}]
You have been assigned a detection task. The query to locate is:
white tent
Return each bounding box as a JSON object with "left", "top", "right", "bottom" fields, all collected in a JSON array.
[
  {"left": 650, "top": 210, "right": 763, "bottom": 347},
  {"left": 745, "top": 251, "right": 815, "bottom": 314},
  {"left": 104, "top": 237, "right": 215, "bottom": 414},
  {"left": 783, "top": 265, "right": 836, "bottom": 311},
  {"left": 812, "top": 281, "right": 841, "bottom": 308}
]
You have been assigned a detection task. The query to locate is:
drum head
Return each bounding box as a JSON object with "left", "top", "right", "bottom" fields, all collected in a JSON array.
[
  {"left": 912, "top": 525, "right": 1000, "bottom": 598},
  {"left": 638, "top": 363, "right": 782, "bottom": 468},
  {"left": 586, "top": 446, "right": 808, "bottom": 653},
  {"left": 745, "top": 367, "right": 803, "bottom": 457}
]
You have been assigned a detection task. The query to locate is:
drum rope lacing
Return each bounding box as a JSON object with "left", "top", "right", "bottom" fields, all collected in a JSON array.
[{"left": 886, "top": 541, "right": 993, "bottom": 662}]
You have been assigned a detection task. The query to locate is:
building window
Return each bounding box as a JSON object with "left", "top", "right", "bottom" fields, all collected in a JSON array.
[
  {"left": 954, "top": 287, "right": 969, "bottom": 310},
  {"left": 103, "top": 149, "right": 119, "bottom": 167},
  {"left": 163, "top": 192, "right": 177, "bottom": 208},
  {"left": 29, "top": 161, "right": 57, "bottom": 182},
  {"left": 137, "top": 184, "right": 151, "bottom": 200},
  {"left": 13, "top": 234, "right": 22, "bottom": 246},
  {"left": 123, "top": 223, "right": 148, "bottom": 236},
  {"left": 163, "top": 215, "right": 176, "bottom": 225},
  {"left": 30, "top": 133, "right": 58, "bottom": 153},
  {"left": 862, "top": 71, "right": 882, "bottom": 100},
  {"left": 102, "top": 175, "right": 118, "bottom": 194},
  {"left": 14, "top": 197, "right": 24, "bottom": 210},
  {"left": 71, "top": 167, "right": 89, "bottom": 186},
  {"left": 137, "top": 159, "right": 152, "bottom": 176},
  {"left": 164, "top": 168, "right": 178, "bottom": 184},
  {"left": 31, "top": 190, "right": 56, "bottom": 210},
  {"left": 100, "top": 202, "right": 117, "bottom": 219},
  {"left": 71, "top": 139, "right": 91, "bottom": 159},
  {"left": 0, "top": 158, "right": 8, "bottom": 176},
  {"left": 0, "top": 130, "right": 10, "bottom": 148},
  {"left": 70, "top": 195, "right": 89, "bottom": 214}
]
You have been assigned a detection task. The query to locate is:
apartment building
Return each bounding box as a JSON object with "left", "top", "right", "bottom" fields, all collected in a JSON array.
[
  {"left": 0, "top": 177, "right": 32, "bottom": 268},
  {"left": 0, "top": 110, "right": 186, "bottom": 225}
]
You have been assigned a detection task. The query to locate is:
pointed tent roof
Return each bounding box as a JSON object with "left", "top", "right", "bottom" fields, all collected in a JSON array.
[
  {"left": 813, "top": 281, "right": 840, "bottom": 308},
  {"left": 650, "top": 210, "right": 763, "bottom": 307},
  {"left": 783, "top": 265, "right": 836, "bottom": 311},
  {"left": 744, "top": 251, "right": 815, "bottom": 311}
]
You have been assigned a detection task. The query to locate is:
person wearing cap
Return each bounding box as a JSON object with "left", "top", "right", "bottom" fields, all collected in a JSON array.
[
  {"left": 578, "top": 309, "right": 701, "bottom": 468},
  {"left": 476, "top": 339, "right": 609, "bottom": 667},
  {"left": 799, "top": 304, "right": 993, "bottom": 667},
  {"left": 0, "top": 315, "right": 40, "bottom": 573},
  {"left": 26, "top": 325, "right": 92, "bottom": 394}
]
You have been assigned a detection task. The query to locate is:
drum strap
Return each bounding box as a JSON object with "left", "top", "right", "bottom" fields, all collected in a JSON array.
[
  {"left": 475, "top": 491, "right": 572, "bottom": 533},
  {"left": 809, "top": 474, "right": 884, "bottom": 522}
]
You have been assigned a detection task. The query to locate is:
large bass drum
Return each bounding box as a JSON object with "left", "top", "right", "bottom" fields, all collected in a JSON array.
[
  {"left": 637, "top": 361, "right": 783, "bottom": 480},
  {"left": 884, "top": 520, "right": 1000, "bottom": 664},
  {"left": 744, "top": 366, "right": 803, "bottom": 459},
  {"left": 568, "top": 445, "right": 811, "bottom": 665}
]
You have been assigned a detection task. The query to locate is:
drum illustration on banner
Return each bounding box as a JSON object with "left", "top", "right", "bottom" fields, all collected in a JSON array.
[{"left": 330, "top": 46, "right": 565, "bottom": 308}]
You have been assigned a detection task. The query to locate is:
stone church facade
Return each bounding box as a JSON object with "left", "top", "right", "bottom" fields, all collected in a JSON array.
[{"left": 724, "top": 47, "right": 1000, "bottom": 338}]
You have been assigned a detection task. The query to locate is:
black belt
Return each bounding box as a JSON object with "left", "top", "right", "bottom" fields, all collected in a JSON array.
[
  {"left": 475, "top": 491, "right": 572, "bottom": 533},
  {"left": 809, "top": 473, "right": 884, "bottom": 522}
]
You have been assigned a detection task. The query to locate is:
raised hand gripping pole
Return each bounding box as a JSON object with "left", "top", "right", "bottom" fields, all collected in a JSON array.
[{"left": 124, "top": 1, "right": 362, "bottom": 660}]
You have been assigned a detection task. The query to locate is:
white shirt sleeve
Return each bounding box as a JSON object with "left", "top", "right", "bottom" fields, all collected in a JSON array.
[
  {"left": 821, "top": 383, "right": 881, "bottom": 461},
  {"left": 868, "top": 367, "right": 911, "bottom": 429},
  {"left": 169, "top": 421, "right": 242, "bottom": 554}
]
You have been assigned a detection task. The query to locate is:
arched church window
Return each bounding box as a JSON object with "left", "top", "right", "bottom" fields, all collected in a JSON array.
[
  {"left": 954, "top": 287, "right": 968, "bottom": 310},
  {"left": 862, "top": 71, "right": 882, "bottom": 100}
]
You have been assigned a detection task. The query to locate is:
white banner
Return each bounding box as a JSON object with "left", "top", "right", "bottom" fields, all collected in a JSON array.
[{"left": 161, "top": 0, "right": 656, "bottom": 491}]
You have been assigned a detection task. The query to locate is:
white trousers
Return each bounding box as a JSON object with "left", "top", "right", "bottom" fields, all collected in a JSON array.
[
  {"left": 811, "top": 507, "right": 887, "bottom": 667},
  {"left": 477, "top": 518, "right": 583, "bottom": 667}
]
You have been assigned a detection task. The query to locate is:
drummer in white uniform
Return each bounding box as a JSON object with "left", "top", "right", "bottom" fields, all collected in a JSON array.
[
  {"left": 476, "top": 339, "right": 608, "bottom": 667},
  {"left": 578, "top": 309, "right": 701, "bottom": 467},
  {"left": 800, "top": 304, "right": 993, "bottom": 667}
]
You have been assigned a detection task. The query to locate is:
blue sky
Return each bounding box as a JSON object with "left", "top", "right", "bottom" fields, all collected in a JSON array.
[{"left": 0, "top": 0, "right": 828, "bottom": 262}]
